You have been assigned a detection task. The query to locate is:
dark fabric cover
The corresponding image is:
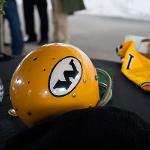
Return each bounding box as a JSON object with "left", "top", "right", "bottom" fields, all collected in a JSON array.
[
  {"left": 5, "top": 107, "right": 150, "bottom": 150},
  {"left": 1, "top": 56, "right": 150, "bottom": 150},
  {"left": 62, "top": 0, "right": 86, "bottom": 15}
]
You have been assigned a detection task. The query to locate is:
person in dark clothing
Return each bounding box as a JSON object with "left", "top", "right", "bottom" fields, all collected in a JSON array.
[
  {"left": 23, "top": 0, "right": 49, "bottom": 45},
  {"left": 4, "top": 0, "right": 24, "bottom": 55}
]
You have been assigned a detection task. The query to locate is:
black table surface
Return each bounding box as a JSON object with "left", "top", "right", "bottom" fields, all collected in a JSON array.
[{"left": 0, "top": 56, "right": 150, "bottom": 149}]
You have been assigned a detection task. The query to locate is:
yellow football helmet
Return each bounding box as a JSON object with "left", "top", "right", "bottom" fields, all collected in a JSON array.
[
  {"left": 10, "top": 43, "right": 112, "bottom": 127},
  {"left": 116, "top": 40, "right": 150, "bottom": 92}
]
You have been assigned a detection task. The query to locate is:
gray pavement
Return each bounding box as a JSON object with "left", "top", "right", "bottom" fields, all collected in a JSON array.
[
  {"left": 70, "top": 14, "right": 150, "bottom": 62},
  {"left": 4, "top": 13, "right": 150, "bottom": 62}
]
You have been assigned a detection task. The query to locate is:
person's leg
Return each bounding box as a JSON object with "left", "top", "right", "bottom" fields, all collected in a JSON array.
[
  {"left": 36, "top": 0, "right": 48, "bottom": 44},
  {"left": 4, "top": 0, "right": 24, "bottom": 55},
  {"left": 51, "top": 0, "right": 69, "bottom": 43},
  {"left": 23, "top": 0, "right": 36, "bottom": 41}
]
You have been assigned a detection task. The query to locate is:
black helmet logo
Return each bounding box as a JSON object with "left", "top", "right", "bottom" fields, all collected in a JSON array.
[{"left": 49, "top": 57, "right": 82, "bottom": 97}]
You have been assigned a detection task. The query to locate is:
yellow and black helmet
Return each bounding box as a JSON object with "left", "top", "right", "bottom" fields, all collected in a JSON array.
[{"left": 10, "top": 43, "right": 112, "bottom": 126}]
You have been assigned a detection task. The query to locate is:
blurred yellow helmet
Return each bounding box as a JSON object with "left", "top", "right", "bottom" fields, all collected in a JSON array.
[{"left": 10, "top": 43, "right": 112, "bottom": 127}]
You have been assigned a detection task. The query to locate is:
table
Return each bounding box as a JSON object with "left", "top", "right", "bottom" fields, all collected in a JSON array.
[{"left": 0, "top": 56, "right": 150, "bottom": 149}]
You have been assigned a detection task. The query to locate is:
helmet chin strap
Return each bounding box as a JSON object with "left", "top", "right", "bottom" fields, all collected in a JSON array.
[{"left": 96, "top": 68, "right": 112, "bottom": 107}]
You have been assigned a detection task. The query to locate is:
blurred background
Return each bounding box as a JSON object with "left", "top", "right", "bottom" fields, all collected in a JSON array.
[{"left": 3, "top": 0, "right": 150, "bottom": 62}]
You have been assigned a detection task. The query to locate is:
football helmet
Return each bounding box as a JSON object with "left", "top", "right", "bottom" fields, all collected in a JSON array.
[
  {"left": 116, "top": 40, "right": 150, "bottom": 92},
  {"left": 10, "top": 43, "right": 112, "bottom": 126}
]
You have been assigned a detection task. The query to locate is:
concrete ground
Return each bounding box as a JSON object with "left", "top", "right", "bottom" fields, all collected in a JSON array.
[
  {"left": 4, "top": 13, "right": 150, "bottom": 62},
  {"left": 69, "top": 14, "right": 150, "bottom": 62}
]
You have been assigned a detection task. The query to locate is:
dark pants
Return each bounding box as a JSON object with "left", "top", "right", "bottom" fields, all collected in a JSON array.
[
  {"left": 23, "top": 0, "right": 48, "bottom": 41},
  {"left": 4, "top": 0, "right": 24, "bottom": 55}
]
